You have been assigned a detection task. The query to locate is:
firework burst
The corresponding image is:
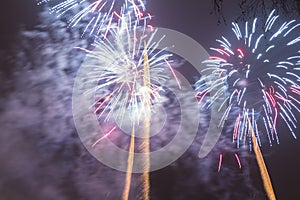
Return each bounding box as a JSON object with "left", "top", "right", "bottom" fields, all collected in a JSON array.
[
  {"left": 79, "top": 13, "right": 172, "bottom": 126},
  {"left": 37, "top": 0, "right": 148, "bottom": 36},
  {"left": 196, "top": 10, "right": 300, "bottom": 149}
]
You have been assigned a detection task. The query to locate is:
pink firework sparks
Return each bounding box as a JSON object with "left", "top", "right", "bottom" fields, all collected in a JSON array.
[{"left": 92, "top": 126, "right": 117, "bottom": 147}]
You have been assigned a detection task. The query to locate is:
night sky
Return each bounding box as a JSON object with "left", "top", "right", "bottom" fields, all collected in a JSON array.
[{"left": 1, "top": 0, "right": 300, "bottom": 199}]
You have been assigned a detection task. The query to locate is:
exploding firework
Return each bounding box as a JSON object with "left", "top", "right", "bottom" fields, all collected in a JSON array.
[
  {"left": 196, "top": 10, "right": 300, "bottom": 149},
  {"left": 78, "top": 13, "right": 173, "bottom": 126},
  {"left": 37, "top": 0, "right": 148, "bottom": 36}
]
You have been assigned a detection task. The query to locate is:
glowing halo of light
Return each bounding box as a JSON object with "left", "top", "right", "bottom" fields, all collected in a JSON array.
[
  {"left": 72, "top": 27, "right": 223, "bottom": 172},
  {"left": 113, "top": 103, "right": 167, "bottom": 138}
]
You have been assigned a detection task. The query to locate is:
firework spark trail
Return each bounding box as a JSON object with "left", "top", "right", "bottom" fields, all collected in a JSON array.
[
  {"left": 37, "top": 0, "right": 148, "bottom": 36},
  {"left": 217, "top": 153, "right": 242, "bottom": 172},
  {"left": 91, "top": 126, "right": 116, "bottom": 147},
  {"left": 234, "top": 153, "right": 242, "bottom": 169},
  {"left": 218, "top": 154, "right": 223, "bottom": 172}
]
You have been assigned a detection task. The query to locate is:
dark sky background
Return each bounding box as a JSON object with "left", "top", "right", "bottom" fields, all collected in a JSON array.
[
  {"left": 0, "top": 0, "right": 40, "bottom": 50},
  {"left": 1, "top": 0, "right": 300, "bottom": 199}
]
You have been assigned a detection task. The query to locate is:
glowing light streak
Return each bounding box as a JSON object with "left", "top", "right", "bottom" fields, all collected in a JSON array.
[
  {"left": 218, "top": 154, "right": 223, "bottom": 172},
  {"left": 92, "top": 126, "right": 117, "bottom": 147},
  {"left": 235, "top": 153, "right": 242, "bottom": 169}
]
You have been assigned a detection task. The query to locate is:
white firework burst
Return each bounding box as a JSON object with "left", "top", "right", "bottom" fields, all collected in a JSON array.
[{"left": 79, "top": 11, "right": 174, "bottom": 126}]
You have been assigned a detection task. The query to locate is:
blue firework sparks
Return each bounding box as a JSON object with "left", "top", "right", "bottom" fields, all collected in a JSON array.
[
  {"left": 196, "top": 10, "right": 300, "bottom": 149},
  {"left": 37, "top": 0, "right": 148, "bottom": 36}
]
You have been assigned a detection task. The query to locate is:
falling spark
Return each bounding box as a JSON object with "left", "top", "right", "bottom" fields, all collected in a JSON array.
[
  {"left": 92, "top": 126, "right": 116, "bottom": 147},
  {"left": 234, "top": 153, "right": 242, "bottom": 169},
  {"left": 218, "top": 154, "right": 223, "bottom": 173}
]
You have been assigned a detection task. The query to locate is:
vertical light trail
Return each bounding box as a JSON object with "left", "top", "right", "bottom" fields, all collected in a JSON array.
[
  {"left": 122, "top": 126, "right": 135, "bottom": 200},
  {"left": 139, "top": 41, "right": 151, "bottom": 200},
  {"left": 247, "top": 115, "right": 276, "bottom": 200}
]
